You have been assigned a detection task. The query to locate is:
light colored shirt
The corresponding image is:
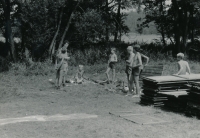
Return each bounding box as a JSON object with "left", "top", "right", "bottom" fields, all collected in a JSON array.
[{"left": 56, "top": 53, "right": 69, "bottom": 71}]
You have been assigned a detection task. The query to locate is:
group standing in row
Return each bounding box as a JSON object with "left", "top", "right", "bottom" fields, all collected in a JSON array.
[{"left": 54, "top": 42, "right": 191, "bottom": 96}]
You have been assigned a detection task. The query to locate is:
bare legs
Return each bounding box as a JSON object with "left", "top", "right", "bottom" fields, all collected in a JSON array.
[
  {"left": 126, "top": 74, "right": 134, "bottom": 95},
  {"left": 55, "top": 70, "right": 67, "bottom": 89},
  {"left": 105, "top": 67, "right": 115, "bottom": 83},
  {"left": 133, "top": 75, "right": 140, "bottom": 95}
]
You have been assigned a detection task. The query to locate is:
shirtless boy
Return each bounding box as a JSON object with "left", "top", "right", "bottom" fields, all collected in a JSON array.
[
  {"left": 105, "top": 47, "right": 118, "bottom": 83},
  {"left": 175, "top": 53, "right": 191, "bottom": 75}
]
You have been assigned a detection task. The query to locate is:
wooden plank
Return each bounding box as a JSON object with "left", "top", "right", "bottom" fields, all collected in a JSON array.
[
  {"left": 143, "top": 70, "right": 163, "bottom": 72},
  {"left": 121, "top": 114, "right": 169, "bottom": 125},
  {"left": 141, "top": 72, "right": 162, "bottom": 76}
]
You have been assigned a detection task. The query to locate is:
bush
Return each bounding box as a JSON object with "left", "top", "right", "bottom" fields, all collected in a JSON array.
[{"left": 0, "top": 57, "right": 10, "bottom": 72}]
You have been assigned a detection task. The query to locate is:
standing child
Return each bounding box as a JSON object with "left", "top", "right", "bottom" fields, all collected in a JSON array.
[
  {"left": 125, "top": 46, "right": 135, "bottom": 96},
  {"left": 175, "top": 53, "right": 191, "bottom": 75},
  {"left": 131, "top": 45, "right": 142, "bottom": 97},
  {"left": 105, "top": 47, "right": 118, "bottom": 83},
  {"left": 55, "top": 43, "right": 70, "bottom": 89}
]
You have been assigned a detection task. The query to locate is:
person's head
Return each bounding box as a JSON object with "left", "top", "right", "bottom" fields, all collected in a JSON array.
[
  {"left": 177, "top": 53, "right": 184, "bottom": 60},
  {"left": 133, "top": 44, "right": 140, "bottom": 53},
  {"left": 78, "top": 65, "right": 84, "bottom": 71},
  {"left": 61, "top": 47, "right": 67, "bottom": 54},
  {"left": 64, "top": 40, "right": 69, "bottom": 48},
  {"left": 127, "top": 46, "right": 133, "bottom": 54},
  {"left": 111, "top": 47, "right": 116, "bottom": 54}
]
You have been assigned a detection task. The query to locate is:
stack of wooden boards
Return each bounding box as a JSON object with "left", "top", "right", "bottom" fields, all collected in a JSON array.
[
  {"left": 186, "top": 82, "right": 200, "bottom": 118},
  {"left": 140, "top": 74, "right": 200, "bottom": 108},
  {"left": 159, "top": 91, "right": 188, "bottom": 112}
]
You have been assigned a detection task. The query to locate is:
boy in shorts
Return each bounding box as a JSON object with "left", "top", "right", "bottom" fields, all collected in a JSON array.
[
  {"left": 175, "top": 53, "right": 191, "bottom": 75},
  {"left": 105, "top": 47, "right": 118, "bottom": 83},
  {"left": 132, "top": 45, "right": 142, "bottom": 97},
  {"left": 125, "top": 46, "right": 135, "bottom": 96}
]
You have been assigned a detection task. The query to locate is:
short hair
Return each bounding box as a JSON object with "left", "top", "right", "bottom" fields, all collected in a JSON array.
[
  {"left": 64, "top": 40, "right": 69, "bottom": 44},
  {"left": 133, "top": 44, "right": 141, "bottom": 52},
  {"left": 79, "top": 65, "right": 84, "bottom": 70},
  {"left": 111, "top": 47, "right": 116, "bottom": 52},
  {"left": 177, "top": 53, "right": 184, "bottom": 59},
  {"left": 127, "top": 46, "right": 133, "bottom": 51},
  {"left": 133, "top": 44, "right": 140, "bottom": 49}
]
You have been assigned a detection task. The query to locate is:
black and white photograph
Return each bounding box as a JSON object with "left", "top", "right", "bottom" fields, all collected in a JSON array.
[{"left": 0, "top": 0, "right": 200, "bottom": 137}]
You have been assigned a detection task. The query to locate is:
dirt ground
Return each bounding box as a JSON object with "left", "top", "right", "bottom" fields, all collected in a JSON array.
[{"left": 0, "top": 72, "right": 200, "bottom": 138}]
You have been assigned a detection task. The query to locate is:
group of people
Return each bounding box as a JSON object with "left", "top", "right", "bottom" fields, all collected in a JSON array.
[
  {"left": 54, "top": 41, "right": 191, "bottom": 96},
  {"left": 106, "top": 45, "right": 149, "bottom": 97},
  {"left": 54, "top": 42, "right": 85, "bottom": 89}
]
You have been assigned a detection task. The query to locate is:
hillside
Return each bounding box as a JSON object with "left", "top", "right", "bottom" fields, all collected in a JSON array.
[{"left": 124, "top": 11, "right": 158, "bottom": 34}]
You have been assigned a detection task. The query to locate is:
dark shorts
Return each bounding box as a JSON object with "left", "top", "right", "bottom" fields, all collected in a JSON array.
[
  {"left": 125, "top": 66, "right": 132, "bottom": 75},
  {"left": 109, "top": 62, "right": 116, "bottom": 69},
  {"left": 132, "top": 67, "right": 140, "bottom": 76}
]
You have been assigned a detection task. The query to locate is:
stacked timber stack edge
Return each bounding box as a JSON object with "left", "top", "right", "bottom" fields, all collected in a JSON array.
[
  {"left": 140, "top": 74, "right": 200, "bottom": 108},
  {"left": 158, "top": 91, "right": 188, "bottom": 112},
  {"left": 186, "top": 82, "right": 200, "bottom": 118}
]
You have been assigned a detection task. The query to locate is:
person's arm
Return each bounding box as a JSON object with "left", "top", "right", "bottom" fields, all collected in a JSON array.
[
  {"left": 175, "top": 62, "right": 182, "bottom": 75},
  {"left": 126, "top": 53, "right": 133, "bottom": 64},
  {"left": 126, "top": 55, "right": 130, "bottom": 63},
  {"left": 114, "top": 54, "right": 118, "bottom": 62},
  {"left": 108, "top": 55, "right": 111, "bottom": 64},
  {"left": 132, "top": 53, "right": 142, "bottom": 68},
  {"left": 65, "top": 53, "right": 70, "bottom": 60},
  {"left": 186, "top": 62, "right": 191, "bottom": 74},
  {"left": 141, "top": 54, "right": 149, "bottom": 66}
]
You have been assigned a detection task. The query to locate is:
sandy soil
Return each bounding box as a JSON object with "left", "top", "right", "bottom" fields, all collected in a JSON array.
[{"left": 0, "top": 72, "right": 200, "bottom": 138}]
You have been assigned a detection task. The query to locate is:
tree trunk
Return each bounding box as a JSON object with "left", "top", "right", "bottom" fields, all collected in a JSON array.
[
  {"left": 182, "top": 8, "right": 190, "bottom": 53},
  {"left": 172, "top": 0, "right": 181, "bottom": 56},
  {"left": 49, "top": 10, "right": 63, "bottom": 57},
  {"left": 191, "top": 11, "right": 194, "bottom": 48},
  {"left": 105, "top": 0, "right": 109, "bottom": 41},
  {"left": 160, "top": 0, "right": 166, "bottom": 47},
  {"left": 1, "top": 0, "right": 16, "bottom": 62},
  {"left": 58, "top": 1, "right": 80, "bottom": 49},
  {"left": 114, "top": 0, "right": 121, "bottom": 42}
]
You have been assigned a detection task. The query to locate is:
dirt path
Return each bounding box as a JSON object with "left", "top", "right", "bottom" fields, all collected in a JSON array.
[{"left": 0, "top": 74, "right": 200, "bottom": 138}]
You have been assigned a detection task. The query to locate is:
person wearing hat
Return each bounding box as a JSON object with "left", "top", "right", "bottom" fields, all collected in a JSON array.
[
  {"left": 55, "top": 42, "right": 70, "bottom": 89},
  {"left": 131, "top": 44, "right": 142, "bottom": 97}
]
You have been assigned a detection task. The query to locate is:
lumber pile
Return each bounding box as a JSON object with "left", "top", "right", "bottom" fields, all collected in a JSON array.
[
  {"left": 186, "top": 82, "right": 200, "bottom": 118},
  {"left": 159, "top": 91, "right": 188, "bottom": 112},
  {"left": 140, "top": 74, "right": 200, "bottom": 108}
]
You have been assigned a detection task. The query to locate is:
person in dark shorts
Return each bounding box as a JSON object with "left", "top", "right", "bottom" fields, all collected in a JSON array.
[
  {"left": 131, "top": 45, "right": 142, "bottom": 97},
  {"left": 105, "top": 47, "right": 118, "bottom": 83},
  {"left": 125, "top": 46, "right": 135, "bottom": 96}
]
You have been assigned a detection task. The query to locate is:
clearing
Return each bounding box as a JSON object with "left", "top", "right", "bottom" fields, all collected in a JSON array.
[{"left": 0, "top": 70, "right": 200, "bottom": 138}]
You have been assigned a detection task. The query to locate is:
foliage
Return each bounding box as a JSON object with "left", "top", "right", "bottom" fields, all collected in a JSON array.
[
  {"left": 141, "top": 0, "right": 200, "bottom": 55},
  {"left": 73, "top": 9, "right": 108, "bottom": 43}
]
